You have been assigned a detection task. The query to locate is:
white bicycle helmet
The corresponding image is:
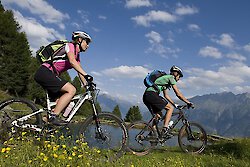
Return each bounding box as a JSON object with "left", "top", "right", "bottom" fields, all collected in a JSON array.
[
  {"left": 170, "top": 65, "right": 183, "bottom": 77},
  {"left": 72, "top": 31, "right": 92, "bottom": 43}
]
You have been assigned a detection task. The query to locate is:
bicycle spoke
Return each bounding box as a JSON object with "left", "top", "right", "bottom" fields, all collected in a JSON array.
[
  {"left": 0, "top": 98, "right": 42, "bottom": 142},
  {"left": 127, "top": 121, "right": 156, "bottom": 156},
  {"left": 178, "top": 122, "right": 207, "bottom": 154},
  {"left": 76, "top": 113, "right": 127, "bottom": 161}
]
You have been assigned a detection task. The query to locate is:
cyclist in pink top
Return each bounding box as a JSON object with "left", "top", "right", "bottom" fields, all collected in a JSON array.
[{"left": 34, "top": 31, "right": 93, "bottom": 125}]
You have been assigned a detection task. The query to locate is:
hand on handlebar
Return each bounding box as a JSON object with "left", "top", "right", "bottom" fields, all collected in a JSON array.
[
  {"left": 174, "top": 103, "right": 179, "bottom": 109},
  {"left": 84, "top": 74, "right": 93, "bottom": 82},
  {"left": 187, "top": 102, "right": 194, "bottom": 109}
]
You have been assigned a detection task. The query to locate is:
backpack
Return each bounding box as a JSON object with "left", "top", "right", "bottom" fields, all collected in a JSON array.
[
  {"left": 144, "top": 70, "right": 167, "bottom": 91},
  {"left": 36, "top": 40, "right": 70, "bottom": 64}
]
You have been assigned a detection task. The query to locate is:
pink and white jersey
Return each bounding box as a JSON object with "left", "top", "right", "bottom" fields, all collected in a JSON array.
[{"left": 42, "top": 43, "right": 80, "bottom": 75}]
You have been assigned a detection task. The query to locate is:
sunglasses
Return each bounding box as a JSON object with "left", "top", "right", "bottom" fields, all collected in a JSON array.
[{"left": 84, "top": 39, "right": 90, "bottom": 45}]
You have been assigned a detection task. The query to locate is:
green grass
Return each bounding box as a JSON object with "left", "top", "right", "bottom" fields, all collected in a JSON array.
[
  {"left": 0, "top": 91, "right": 249, "bottom": 167},
  {"left": 0, "top": 133, "right": 249, "bottom": 167}
]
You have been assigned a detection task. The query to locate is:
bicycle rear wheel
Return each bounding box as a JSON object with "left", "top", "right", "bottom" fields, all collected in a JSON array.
[
  {"left": 127, "top": 121, "right": 156, "bottom": 156},
  {"left": 0, "top": 98, "right": 42, "bottom": 142},
  {"left": 178, "top": 122, "right": 207, "bottom": 154},
  {"left": 77, "top": 112, "right": 128, "bottom": 161}
]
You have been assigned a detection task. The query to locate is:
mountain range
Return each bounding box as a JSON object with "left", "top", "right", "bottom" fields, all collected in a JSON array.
[{"left": 97, "top": 92, "right": 250, "bottom": 137}]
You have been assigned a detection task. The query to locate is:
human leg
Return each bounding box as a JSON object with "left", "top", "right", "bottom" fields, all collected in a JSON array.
[
  {"left": 53, "top": 82, "right": 76, "bottom": 115},
  {"left": 163, "top": 103, "right": 174, "bottom": 128}
]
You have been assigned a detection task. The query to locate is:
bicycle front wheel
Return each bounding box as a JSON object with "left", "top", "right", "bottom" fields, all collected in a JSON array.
[
  {"left": 178, "top": 122, "right": 207, "bottom": 154},
  {"left": 78, "top": 112, "right": 128, "bottom": 160},
  {"left": 0, "top": 98, "right": 42, "bottom": 142},
  {"left": 127, "top": 121, "right": 156, "bottom": 156}
]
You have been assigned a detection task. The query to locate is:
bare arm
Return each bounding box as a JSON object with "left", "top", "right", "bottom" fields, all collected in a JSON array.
[
  {"left": 172, "top": 84, "right": 191, "bottom": 104},
  {"left": 163, "top": 89, "right": 175, "bottom": 106},
  {"left": 67, "top": 52, "right": 87, "bottom": 85}
]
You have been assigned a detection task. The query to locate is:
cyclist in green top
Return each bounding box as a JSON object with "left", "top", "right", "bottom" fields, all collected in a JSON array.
[{"left": 143, "top": 65, "right": 193, "bottom": 136}]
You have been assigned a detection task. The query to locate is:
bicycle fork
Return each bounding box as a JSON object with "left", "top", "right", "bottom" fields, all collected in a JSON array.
[{"left": 183, "top": 120, "right": 195, "bottom": 140}]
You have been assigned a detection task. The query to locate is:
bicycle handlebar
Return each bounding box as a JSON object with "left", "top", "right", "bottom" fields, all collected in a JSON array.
[
  {"left": 85, "top": 81, "right": 96, "bottom": 91},
  {"left": 177, "top": 104, "right": 195, "bottom": 110}
]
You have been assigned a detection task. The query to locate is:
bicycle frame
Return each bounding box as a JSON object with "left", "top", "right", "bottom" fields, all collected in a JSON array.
[
  {"left": 140, "top": 105, "right": 190, "bottom": 140},
  {"left": 11, "top": 84, "right": 98, "bottom": 132}
]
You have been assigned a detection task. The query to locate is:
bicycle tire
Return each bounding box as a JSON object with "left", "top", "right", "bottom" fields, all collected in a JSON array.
[
  {"left": 178, "top": 122, "right": 207, "bottom": 154},
  {"left": 0, "top": 98, "right": 42, "bottom": 142},
  {"left": 127, "top": 121, "right": 156, "bottom": 156},
  {"left": 77, "top": 112, "right": 128, "bottom": 161}
]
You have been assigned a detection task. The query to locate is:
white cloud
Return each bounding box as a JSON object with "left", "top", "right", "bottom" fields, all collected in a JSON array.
[
  {"left": 131, "top": 10, "right": 177, "bottom": 27},
  {"left": 125, "top": 0, "right": 152, "bottom": 8},
  {"left": 175, "top": 3, "right": 199, "bottom": 16},
  {"left": 145, "top": 31, "right": 163, "bottom": 43},
  {"left": 2, "top": 0, "right": 70, "bottom": 29},
  {"left": 243, "top": 43, "right": 250, "bottom": 52},
  {"left": 184, "top": 62, "right": 250, "bottom": 91},
  {"left": 77, "top": 10, "right": 90, "bottom": 25},
  {"left": 199, "top": 46, "right": 222, "bottom": 59},
  {"left": 213, "top": 33, "right": 235, "bottom": 48},
  {"left": 13, "top": 10, "right": 65, "bottom": 55},
  {"left": 145, "top": 31, "right": 180, "bottom": 57},
  {"left": 98, "top": 15, "right": 107, "bottom": 20},
  {"left": 226, "top": 53, "right": 246, "bottom": 61},
  {"left": 102, "top": 66, "right": 149, "bottom": 78},
  {"left": 234, "top": 86, "right": 250, "bottom": 94},
  {"left": 187, "top": 24, "right": 200, "bottom": 31}
]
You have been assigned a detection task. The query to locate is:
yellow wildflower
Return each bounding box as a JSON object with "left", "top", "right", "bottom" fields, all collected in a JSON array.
[
  {"left": 53, "top": 153, "right": 58, "bottom": 158},
  {"left": 1, "top": 148, "right": 6, "bottom": 153},
  {"left": 62, "top": 145, "right": 66, "bottom": 148},
  {"left": 82, "top": 142, "right": 87, "bottom": 146},
  {"left": 22, "top": 132, "right": 27, "bottom": 136},
  {"left": 53, "top": 146, "right": 58, "bottom": 151},
  {"left": 72, "top": 152, "right": 76, "bottom": 156},
  {"left": 43, "top": 156, "right": 48, "bottom": 161}
]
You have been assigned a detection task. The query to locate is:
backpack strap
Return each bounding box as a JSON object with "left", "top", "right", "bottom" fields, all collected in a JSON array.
[{"left": 48, "top": 42, "right": 68, "bottom": 74}]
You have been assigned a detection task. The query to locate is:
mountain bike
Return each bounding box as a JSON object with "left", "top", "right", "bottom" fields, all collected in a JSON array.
[
  {"left": 127, "top": 104, "right": 207, "bottom": 156},
  {"left": 0, "top": 81, "right": 128, "bottom": 160}
]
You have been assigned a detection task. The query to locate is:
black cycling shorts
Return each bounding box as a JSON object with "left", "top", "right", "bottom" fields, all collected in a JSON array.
[
  {"left": 143, "top": 91, "right": 168, "bottom": 115},
  {"left": 34, "top": 65, "right": 67, "bottom": 99}
]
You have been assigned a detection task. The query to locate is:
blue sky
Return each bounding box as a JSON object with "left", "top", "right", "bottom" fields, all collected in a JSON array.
[{"left": 2, "top": 0, "right": 250, "bottom": 106}]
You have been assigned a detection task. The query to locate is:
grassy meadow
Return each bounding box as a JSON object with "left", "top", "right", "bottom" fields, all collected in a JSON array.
[
  {"left": 0, "top": 91, "right": 249, "bottom": 167},
  {"left": 0, "top": 131, "right": 249, "bottom": 167}
]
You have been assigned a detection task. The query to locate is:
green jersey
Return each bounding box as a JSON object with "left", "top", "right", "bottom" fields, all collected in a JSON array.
[{"left": 145, "top": 74, "right": 176, "bottom": 93}]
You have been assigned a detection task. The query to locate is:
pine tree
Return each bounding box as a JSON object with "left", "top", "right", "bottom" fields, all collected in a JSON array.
[
  {"left": 60, "top": 71, "right": 71, "bottom": 83},
  {"left": 124, "top": 106, "right": 142, "bottom": 122},
  {"left": 72, "top": 76, "right": 83, "bottom": 94},
  {"left": 0, "top": 3, "right": 32, "bottom": 96},
  {"left": 112, "top": 105, "right": 122, "bottom": 118},
  {"left": 26, "top": 57, "right": 45, "bottom": 103}
]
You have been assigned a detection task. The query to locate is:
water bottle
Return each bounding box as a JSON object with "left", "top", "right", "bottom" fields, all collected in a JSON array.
[
  {"left": 63, "top": 101, "right": 75, "bottom": 117},
  {"left": 168, "top": 120, "right": 173, "bottom": 128}
]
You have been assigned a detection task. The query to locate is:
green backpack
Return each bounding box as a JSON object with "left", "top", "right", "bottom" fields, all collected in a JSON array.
[{"left": 36, "top": 40, "right": 70, "bottom": 64}]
